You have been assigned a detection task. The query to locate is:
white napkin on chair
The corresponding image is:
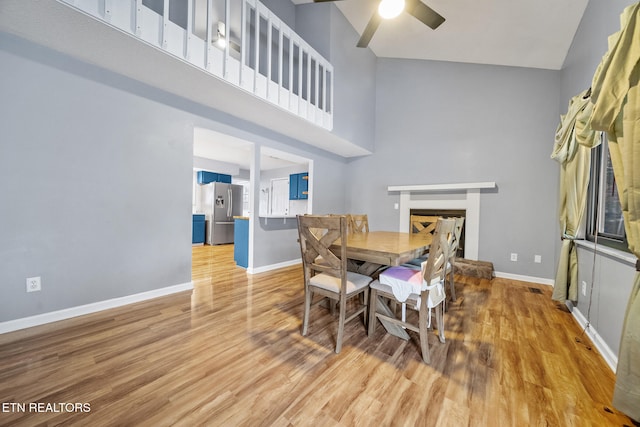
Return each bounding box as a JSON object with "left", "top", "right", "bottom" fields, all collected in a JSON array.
[
  {"left": 379, "top": 266, "right": 422, "bottom": 302},
  {"left": 379, "top": 266, "right": 445, "bottom": 309}
]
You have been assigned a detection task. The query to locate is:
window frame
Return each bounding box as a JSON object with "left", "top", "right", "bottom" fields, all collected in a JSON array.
[{"left": 585, "top": 133, "right": 629, "bottom": 252}]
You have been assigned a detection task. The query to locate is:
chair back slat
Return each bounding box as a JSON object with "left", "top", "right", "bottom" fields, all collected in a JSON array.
[
  {"left": 449, "top": 217, "right": 465, "bottom": 259},
  {"left": 410, "top": 215, "right": 439, "bottom": 236},
  {"left": 422, "top": 218, "right": 456, "bottom": 285},
  {"left": 347, "top": 214, "right": 369, "bottom": 234}
]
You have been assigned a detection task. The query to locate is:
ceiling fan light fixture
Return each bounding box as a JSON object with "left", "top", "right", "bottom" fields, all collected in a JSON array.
[{"left": 378, "top": 0, "right": 405, "bottom": 19}]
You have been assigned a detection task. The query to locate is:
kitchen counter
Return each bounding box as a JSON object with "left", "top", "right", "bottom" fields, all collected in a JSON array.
[
  {"left": 192, "top": 214, "right": 205, "bottom": 245},
  {"left": 234, "top": 217, "right": 249, "bottom": 268}
]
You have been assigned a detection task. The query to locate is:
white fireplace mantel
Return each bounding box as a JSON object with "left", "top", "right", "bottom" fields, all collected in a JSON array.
[{"left": 388, "top": 182, "right": 496, "bottom": 261}]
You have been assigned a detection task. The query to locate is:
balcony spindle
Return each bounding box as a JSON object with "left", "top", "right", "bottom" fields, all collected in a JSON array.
[
  {"left": 134, "top": 0, "right": 142, "bottom": 36},
  {"left": 104, "top": 0, "right": 112, "bottom": 22},
  {"left": 162, "top": 0, "right": 169, "bottom": 49},
  {"left": 205, "top": 0, "right": 213, "bottom": 71}
]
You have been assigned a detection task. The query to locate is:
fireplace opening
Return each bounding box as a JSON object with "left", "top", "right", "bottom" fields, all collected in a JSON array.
[{"left": 410, "top": 209, "right": 465, "bottom": 258}]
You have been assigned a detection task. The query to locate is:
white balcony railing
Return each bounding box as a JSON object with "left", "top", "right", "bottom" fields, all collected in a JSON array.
[{"left": 60, "top": 0, "right": 334, "bottom": 130}]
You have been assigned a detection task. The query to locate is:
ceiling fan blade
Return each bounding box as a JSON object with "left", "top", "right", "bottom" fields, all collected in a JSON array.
[
  {"left": 405, "top": 0, "right": 445, "bottom": 30},
  {"left": 313, "top": 0, "right": 342, "bottom": 2},
  {"left": 357, "top": 11, "right": 382, "bottom": 48}
]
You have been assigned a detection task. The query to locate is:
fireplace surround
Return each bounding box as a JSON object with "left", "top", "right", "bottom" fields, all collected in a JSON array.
[{"left": 388, "top": 182, "right": 496, "bottom": 261}]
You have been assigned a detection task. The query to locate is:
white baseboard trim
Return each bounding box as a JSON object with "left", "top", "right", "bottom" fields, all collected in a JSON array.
[
  {"left": 248, "top": 259, "right": 301, "bottom": 275},
  {"left": 493, "top": 271, "right": 555, "bottom": 286},
  {"left": 0, "top": 281, "right": 193, "bottom": 335},
  {"left": 570, "top": 305, "right": 618, "bottom": 373}
]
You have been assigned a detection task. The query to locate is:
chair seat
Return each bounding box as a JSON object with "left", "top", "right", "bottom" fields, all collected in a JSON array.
[
  {"left": 377, "top": 266, "right": 445, "bottom": 308},
  {"left": 310, "top": 271, "right": 372, "bottom": 295}
]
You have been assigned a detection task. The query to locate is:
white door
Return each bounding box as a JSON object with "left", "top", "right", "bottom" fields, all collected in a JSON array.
[{"left": 270, "top": 178, "right": 289, "bottom": 216}]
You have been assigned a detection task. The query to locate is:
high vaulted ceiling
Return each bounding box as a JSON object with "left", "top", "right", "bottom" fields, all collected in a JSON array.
[{"left": 294, "top": 0, "right": 589, "bottom": 70}]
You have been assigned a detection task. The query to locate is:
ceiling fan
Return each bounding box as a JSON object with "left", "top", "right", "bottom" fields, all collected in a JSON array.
[{"left": 313, "top": 0, "right": 445, "bottom": 48}]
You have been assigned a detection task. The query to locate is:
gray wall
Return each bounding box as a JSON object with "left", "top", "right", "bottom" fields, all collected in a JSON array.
[
  {"left": 576, "top": 245, "right": 636, "bottom": 359},
  {"left": 262, "top": 0, "right": 297, "bottom": 30},
  {"left": 328, "top": 6, "right": 377, "bottom": 154},
  {"left": 561, "top": 0, "right": 638, "bottom": 358},
  {"left": 295, "top": 3, "right": 330, "bottom": 58},
  {"left": 295, "top": 3, "right": 377, "bottom": 154},
  {"left": 347, "top": 58, "right": 561, "bottom": 279},
  {"left": 0, "top": 36, "right": 194, "bottom": 322}
]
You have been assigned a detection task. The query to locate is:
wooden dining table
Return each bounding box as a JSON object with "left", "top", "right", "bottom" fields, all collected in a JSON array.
[
  {"left": 333, "top": 231, "right": 433, "bottom": 276},
  {"left": 332, "top": 231, "right": 433, "bottom": 340}
]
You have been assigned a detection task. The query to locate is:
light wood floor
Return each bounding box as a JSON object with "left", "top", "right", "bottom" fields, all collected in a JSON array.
[{"left": 0, "top": 244, "right": 636, "bottom": 426}]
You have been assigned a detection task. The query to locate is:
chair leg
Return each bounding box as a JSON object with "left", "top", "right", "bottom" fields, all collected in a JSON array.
[
  {"left": 418, "top": 302, "right": 431, "bottom": 364},
  {"left": 329, "top": 297, "right": 336, "bottom": 316},
  {"left": 435, "top": 302, "right": 445, "bottom": 343},
  {"left": 363, "top": 288, "right": 369, "bottom": 328},
  {"left": 335, "top": 297, "right": 347, "bottom": 353},
  {"left": 302, "top": 288, "right": 312, "bottom": 336},
  {"left": 368, "top": 288, "right": 378, "bottom": 336},
  {"left": 449, "top": 265, "right": 457, "bottom": 302}
]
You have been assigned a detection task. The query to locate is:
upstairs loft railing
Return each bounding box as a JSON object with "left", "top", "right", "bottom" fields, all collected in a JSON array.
[{"left": 60, "top": 0, "right": 334, "bottom": 130}]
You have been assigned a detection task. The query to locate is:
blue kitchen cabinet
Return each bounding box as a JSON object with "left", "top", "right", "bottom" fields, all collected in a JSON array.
[
  {"left": 197, "top": 171, "right": 232, "bottom": 184},
  {"left": 197, "top": 171, "right": 218, "bottom": 184},
  {"left": 289, "top": 173, "right": 309, "bottom": 200},
  {"left": 192, "top": 214, "right": 205, "bottom": 245},
  {"left": 298, "top": 173, "right": 309, "bottom": 199},
  {"left": 289, "top": 174, "right": 298, "bottom": 200},
  {"left": 218, "top": 174, "right": 232, "bottom": 183},
  {"left": 234, "top": 217, "right": 249, "bottom": 268}
]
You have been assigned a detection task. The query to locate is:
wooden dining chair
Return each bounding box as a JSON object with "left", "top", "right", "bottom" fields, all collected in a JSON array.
[
  {"left": 446, "top": 217, "right": 465, "bottom": 302},
  {"left": 404, "top": 216, "right": 464, "bottom": 303},
  {"left": 297, "top": 215, "right": 372, "bottom": 353},
  {"left": 347, "top": 214, "right": 369, "bottom": 234},
  {"left": 368, "top": 217, "right": 456, "bottom": 364},
  {"left": 403, "top": 215, "right": 441, "bottom": 268},
  {"left": 410, "top": 215, "right": 439, "bottom": 236}
]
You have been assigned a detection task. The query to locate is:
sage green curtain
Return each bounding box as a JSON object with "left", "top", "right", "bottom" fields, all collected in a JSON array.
[
  {"left": 590, "top": 3, "right": 640, "bottom": 421},
  {"left": 550, "top": 92, "right": 601, "bottom": 302}
]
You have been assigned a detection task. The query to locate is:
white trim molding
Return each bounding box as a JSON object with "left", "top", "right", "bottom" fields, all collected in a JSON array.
[
  {"left": 0, "top": 281, "right": 193, "bottom": 334},
  {"left": 248, "top": 259, "right": 301, "bottom": 275},
  {"left": 571, "top": 305, "right": 618, "bottom": 373},
  {"left": 387, "top": 182, "right": 497, "bottom": 193},
  {"left": 388, "top": 182, "right": 496, "bottom": 261},
  {"left": 494, "top": 271, "right": 555, "bottom": 286}
]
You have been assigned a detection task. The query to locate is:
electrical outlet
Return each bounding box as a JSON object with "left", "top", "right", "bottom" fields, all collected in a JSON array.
[
  {"left": 534, "top": 255, "right": 542, "bottom": 263},
  {"left": 26, "top": 276, "right": 41, "bottom": 293},
  {"left": 581, "top": 281, "right": 587, "bottom": 296},
  {"left": 510, "top": 253, "right": 518, "bottom": 262},
  {"left": 394, "top": 203, "right": 399, "bottom": 210}
]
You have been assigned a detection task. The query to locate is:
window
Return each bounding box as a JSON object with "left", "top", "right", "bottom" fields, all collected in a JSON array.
[{"left": 586, "top": 134, "right": 628, "bottom": 251}]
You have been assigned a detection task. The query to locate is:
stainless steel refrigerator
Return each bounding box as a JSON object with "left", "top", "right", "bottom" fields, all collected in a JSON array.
[{"left": 201, "top": 182, "right": 243, "bottom": 245}]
